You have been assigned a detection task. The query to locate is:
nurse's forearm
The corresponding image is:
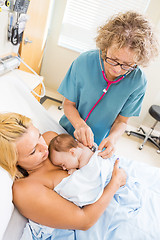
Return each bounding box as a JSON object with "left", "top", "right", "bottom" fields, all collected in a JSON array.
[
  {"left": 109, "top": 120, "right": 127, "bottom": 143},
  {"left": 63, "top": 98, "right": 94, "bottom": 147},
  {"left": 63, "top": 98, "right": 87, "bottom": 129}
]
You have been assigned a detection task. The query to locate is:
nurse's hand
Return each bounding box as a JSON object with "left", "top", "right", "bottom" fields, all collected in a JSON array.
[
  {"left": 98, "top": 136, "right": 115, "bottom": 158},
  {"left": 74, "top": 124, "right": 94, "bottom": 148}
]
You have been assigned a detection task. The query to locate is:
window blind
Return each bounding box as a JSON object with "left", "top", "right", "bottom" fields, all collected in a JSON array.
[{"left": 58, "top": 0, "right": 150, "bottom": 53}]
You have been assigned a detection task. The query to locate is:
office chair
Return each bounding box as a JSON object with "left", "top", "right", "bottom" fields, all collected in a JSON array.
[{"left": 126, "top": 105, "right": 160, "bottom": 153}]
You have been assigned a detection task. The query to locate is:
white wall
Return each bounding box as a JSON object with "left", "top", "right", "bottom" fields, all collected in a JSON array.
[
  {"left": 40, "top": 0, "right": 79, "bottom": 90},
  {"left": 129, "top": 0, "right": 160, "bottom": 130},
  {"left": 41, "top": 0, "right": 79, "bottom": 91},
  {"left": 41, "top": 0, "right": 160, "bottom": 131}
]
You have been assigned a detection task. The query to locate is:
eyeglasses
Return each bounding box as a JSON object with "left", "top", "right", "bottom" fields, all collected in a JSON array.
[{"left": 105, "top": 57, "right": 137, "bottom": 71}]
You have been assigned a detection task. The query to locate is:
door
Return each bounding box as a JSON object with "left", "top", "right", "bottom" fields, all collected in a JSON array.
[{"left": 19, "top": 0, "right": 52, "bottom": 74}]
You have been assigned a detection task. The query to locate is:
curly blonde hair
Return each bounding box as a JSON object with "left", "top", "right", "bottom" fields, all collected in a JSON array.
[
  {"left": 0, "top": 112, "right": 32, "bottom": 179},
  {"left": 96, "top": 11, "right": 159, "bottom": 66}
]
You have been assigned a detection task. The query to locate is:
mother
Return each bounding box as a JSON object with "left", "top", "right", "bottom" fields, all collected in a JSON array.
[
  {"left": 0, "top": 112, "right": 126, "bottom": 231},
  {"left": 1, "top": 112, "right": 160, "bottom": 240}
]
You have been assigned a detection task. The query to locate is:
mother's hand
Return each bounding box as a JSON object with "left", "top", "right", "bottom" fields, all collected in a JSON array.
[
  {"left": 74, "top": 124, "right": 94, "bottom": 148},
  {"left": 111, "top": 159, "right": 127, "bottom": 187}
]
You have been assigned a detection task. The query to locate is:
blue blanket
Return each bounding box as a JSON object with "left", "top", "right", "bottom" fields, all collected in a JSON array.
[{"left": 20, "top": 154, "right": 160, "bottom": 240}]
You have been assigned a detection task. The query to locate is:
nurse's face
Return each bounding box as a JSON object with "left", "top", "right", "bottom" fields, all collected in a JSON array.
[
  {"left": 104, "top": 46, "right": 136, "bottom": 79},
  {"left": 16, "top": 124, "right": 49, "bottom": 171}
]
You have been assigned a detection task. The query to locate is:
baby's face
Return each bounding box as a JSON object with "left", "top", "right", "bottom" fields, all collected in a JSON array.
[{"left": 50, "top": 149, "right": 79, "bottom": 171}]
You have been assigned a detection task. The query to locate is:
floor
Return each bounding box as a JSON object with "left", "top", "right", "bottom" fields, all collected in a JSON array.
[{"left": 42, "top": 98, "right": 160, "bottom": 168}]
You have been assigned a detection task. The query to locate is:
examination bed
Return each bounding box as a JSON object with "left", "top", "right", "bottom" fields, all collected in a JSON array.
[{"left": 1, "top": 74, "right": 160, "bottom": 240}]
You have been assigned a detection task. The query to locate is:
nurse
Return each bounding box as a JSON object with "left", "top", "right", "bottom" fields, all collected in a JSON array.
[{"left": 58, "top": 11, "right": 159, "bottom": 158}]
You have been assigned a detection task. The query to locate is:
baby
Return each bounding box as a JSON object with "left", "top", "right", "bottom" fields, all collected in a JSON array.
[
  {"left": 49, "top": 134, "right": 140, "bottom": 210},
  {"left": 49, "top": 134, "right": 96, "bottom": 174},
  {"left": 49, "top": 134, "right": 141, "bottom": 214}
]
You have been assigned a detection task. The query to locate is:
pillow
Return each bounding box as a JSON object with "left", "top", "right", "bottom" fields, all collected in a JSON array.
[
  {"left": 0, "top": 167, "right": 14, "bottom": 240},
  {"left": 3, "top": 207, "right": 28, "bottom": 240}
]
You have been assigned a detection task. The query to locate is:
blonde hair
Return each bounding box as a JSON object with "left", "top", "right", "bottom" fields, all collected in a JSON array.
[
  {"left": 49, "top": 134, "right": 78, "bottom": 155},
  {"left": 96, "top": 11, "right": 159, "bottom": 66},
  {"left": 0, "top": 112, "right": 32, "bottom": 179}
]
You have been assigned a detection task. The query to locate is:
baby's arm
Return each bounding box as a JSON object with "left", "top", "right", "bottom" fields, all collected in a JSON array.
[{"left": 68, "top": 169, "right": 77, "bottom": 175}]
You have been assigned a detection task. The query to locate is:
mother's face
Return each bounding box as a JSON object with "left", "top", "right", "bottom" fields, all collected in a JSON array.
[{"left": 16, "top": 124, "right": 49, "bottom": 171}]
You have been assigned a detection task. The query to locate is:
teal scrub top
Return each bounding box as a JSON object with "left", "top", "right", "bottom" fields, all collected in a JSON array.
[{"left": 58, "top": 50, "right": 147, "bottom": 145}]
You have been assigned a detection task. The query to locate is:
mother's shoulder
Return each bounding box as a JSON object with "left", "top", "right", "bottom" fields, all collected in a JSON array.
[{"left": 42, "top": 131, "right": 58, "bottom": 146}]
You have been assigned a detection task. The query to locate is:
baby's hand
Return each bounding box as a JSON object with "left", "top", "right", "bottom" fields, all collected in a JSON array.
[{"left": 68, "top": 169, "right": 77, "bottom": 175}]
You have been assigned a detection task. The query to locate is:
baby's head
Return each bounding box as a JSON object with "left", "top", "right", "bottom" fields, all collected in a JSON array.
[{"left": 49, "top": 134, "right": 81, "bottom": 171}]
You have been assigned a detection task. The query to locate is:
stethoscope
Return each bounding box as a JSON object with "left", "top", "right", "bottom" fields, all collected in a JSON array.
[{"left": 84, "top": 50, "right": 132, "bottom": 122}]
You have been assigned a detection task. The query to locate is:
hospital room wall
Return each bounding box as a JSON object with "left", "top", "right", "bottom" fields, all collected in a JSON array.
[{"left": 40, "top": 0, "right": 160, "bottom": 131}]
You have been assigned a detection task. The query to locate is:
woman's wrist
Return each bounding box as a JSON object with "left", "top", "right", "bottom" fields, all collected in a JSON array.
[
  {"left": 110, "top": 177, "right": 120, "bottom": 191},
  {"left": 74, "top": 120, "right": 87, "bottom": 130},
  {"left": 108, "top": 177, "right": 120, "bottom": 191}
]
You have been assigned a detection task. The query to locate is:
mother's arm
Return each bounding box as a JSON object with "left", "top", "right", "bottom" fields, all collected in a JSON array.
[{"left": 12, "top": 160, "right": 126, "bottom": 230}]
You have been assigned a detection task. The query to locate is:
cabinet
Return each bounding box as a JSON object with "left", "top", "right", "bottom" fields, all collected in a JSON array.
[{"left": 19, "top": 0, "right": 52, "bottom": 75}]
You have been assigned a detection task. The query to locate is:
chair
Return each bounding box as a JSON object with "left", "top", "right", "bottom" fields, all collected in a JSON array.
[
  {"left": 126, "top": 105, "right": 160, "bottom": 153},
  {"left": 40, "top": 95, "right": 63, "bottom": 110}
]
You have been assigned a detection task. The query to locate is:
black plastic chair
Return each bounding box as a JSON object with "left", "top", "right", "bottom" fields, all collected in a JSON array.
[{"left": 126, "top": 105, "right": 160, "bottom": 153}]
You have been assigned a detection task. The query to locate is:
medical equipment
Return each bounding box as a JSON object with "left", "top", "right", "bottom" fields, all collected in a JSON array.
[
  {"left": 9, "top": 12, "right": 28, "bottom": 45},
  {"left": 84, "top": 50, "right": 132, "bottom": 122},
  {"left": 0, "top": 0, "right": 9, "bottom": 7},
  {"left": 0, "top": 55, "right": 20, "bottom": 75},
  {"left": 90, "top": 145, "right": 96, "bottom": 152},
  {"left": 11, "top": 23, "right": 19, "bottom": 45},
  {"left": 15, "top": 54, "right": 46, "bottom": 98},
  {"left": 6, "top": 0, "right": 29, "bottom": 45},
  {"left": 14, "top": 0, "right": 30, "bottom": 14},
  {"left": 0, "top": 54, "right": 45, "bottom": 98}
]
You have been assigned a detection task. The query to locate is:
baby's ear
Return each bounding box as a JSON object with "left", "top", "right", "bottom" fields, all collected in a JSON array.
[{"left": 69, "top": 147, "right": 76, "bottom": 156}]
